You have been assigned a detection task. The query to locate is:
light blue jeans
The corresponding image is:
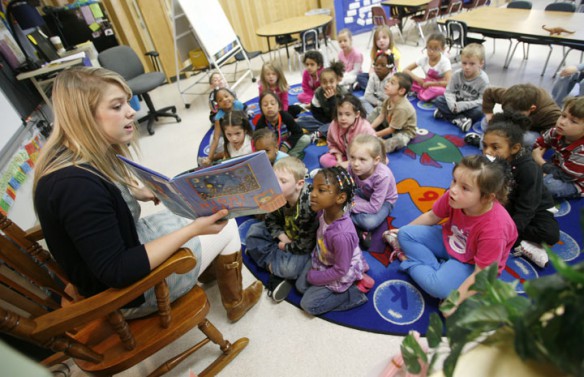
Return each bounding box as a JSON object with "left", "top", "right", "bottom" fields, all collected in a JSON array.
[
  {"left": 246, "top": 222, "right": 310, "bottom": 279},
  {"left": 551, "top": 71, "right": 584, "bottom": 106},
  {"left": 351, "top": 200, "right": 393, "bottom": 231},
  {"left": 397, "top": 225, "right": 475, "bottom": 299},
  {"left": 543, "top": 174, "right": 580, "bottom": 199},
  {"left": 295, "top": 260, "right": 368, "bottom": 315}
]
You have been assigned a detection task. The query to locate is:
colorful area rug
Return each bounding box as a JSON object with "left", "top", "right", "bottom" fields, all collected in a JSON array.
[{"left": 197, "top": 84, "right": 583, "bottom": 336}]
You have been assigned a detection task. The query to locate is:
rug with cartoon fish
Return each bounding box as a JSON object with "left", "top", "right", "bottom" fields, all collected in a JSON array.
[{"left": 198, "top": 86, "right": 583, "bottom": 336}]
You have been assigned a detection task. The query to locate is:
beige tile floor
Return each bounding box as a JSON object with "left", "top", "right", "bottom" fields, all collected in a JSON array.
[{"left": 67, "top": 4, "right": 580, "bottom": 376}]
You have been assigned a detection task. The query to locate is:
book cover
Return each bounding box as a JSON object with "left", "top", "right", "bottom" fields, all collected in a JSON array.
[{"left": 118, "top": 151, "right": 286, "bottom": 219}]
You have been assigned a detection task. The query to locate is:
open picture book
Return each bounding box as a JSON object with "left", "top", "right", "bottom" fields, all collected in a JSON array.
[{"left": 118, "top": 151, "right": 286, "bottom": 219}]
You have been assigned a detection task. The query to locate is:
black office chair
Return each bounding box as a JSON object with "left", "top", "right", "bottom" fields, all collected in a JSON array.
[{"left": 98, "top": 45, "right": 181, "bottom": 135}]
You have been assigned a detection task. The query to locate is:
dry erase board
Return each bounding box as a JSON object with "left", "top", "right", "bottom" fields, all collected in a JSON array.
[
  {"left": 177, "top": 0, "right": 237, "bottom": 62},
  {"left": 0, "top": 88, "right": 25, "bottom": 155}
]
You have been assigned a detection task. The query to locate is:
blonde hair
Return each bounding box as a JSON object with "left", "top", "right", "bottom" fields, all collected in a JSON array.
[
  {"left": 273, "top": 156, "right": 307, "bottom": 182},
  {"left": 338, "top": 28, "right": 353, "bottom": 40},
  {"left": 260, "top": 62, "right": 289, "bottom": 93},
  {"left": 461, "top": 43, "right": 485, "bottom": 63},
  {"left": 34, "top": 67, "right": 136, "bottom": 193},
  {"left": 370, "top": 25, "right": 394, "bottom": 61},
  {"left": 350, "top": 134, "right": 388, "bottom": 164}
]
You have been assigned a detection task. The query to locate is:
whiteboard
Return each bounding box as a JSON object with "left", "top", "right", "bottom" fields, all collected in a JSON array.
[
  {"left": 0, "top": 88, "right": 25, "bottom": 154},
  {"left": 177, "top": 0, "right": 237, "bottom": 62}
]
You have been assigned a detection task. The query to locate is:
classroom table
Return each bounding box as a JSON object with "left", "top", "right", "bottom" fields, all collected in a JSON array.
[
  {"left": 381, "top": 0, "right": 431, "bottom": 31},
  {"left": 256, "top": 14, "right": 332, "bottom": 69},
  {"left": 443, "top": 7, "right": 584, "bottom": 42}
]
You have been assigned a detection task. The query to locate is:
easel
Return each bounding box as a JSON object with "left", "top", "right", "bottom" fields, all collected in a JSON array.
[{"left": 172, "top": 0, "right": 254, "bottom": 108}]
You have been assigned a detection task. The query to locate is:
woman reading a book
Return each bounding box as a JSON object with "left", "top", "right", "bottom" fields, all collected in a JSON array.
[{"left": 33, "top": 67, "right": 262, "bottom": 322}]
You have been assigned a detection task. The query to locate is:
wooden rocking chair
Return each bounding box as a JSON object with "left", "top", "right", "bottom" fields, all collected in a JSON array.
[{"left": 0, "top": 213, "right": 248, "bottom": 376}]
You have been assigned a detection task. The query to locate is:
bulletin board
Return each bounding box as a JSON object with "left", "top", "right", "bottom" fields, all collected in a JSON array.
[{"left": 334, "top": 0, "right": 378, "bottom": 35}]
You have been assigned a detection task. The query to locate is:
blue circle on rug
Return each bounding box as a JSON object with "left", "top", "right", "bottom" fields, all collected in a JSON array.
[
  {"left": 416, "top": 101, "right": 435, "bottom": 111},
  {"left": 238, "top": 218, "right": 259, "bottom": 246},
  {"left": 500, "top": 255, "right": 539, "bottom": 293},
  {"left": 553, "top": 199, "right": 571, "bottom": 217},
  {"left": 289, "top": 86, "right": 303, "bottom": 95},
  {"left": 373, "top": 280, "right": 425, "bottom": 325},
  {"left": 552, "top": 231, "right": 580, "bottom": 262}
]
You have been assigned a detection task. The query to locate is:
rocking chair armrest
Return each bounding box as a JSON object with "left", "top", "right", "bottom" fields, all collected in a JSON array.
[
  {"left": 24, "top": 224, "right": 44, "bottom": 242},
  {"left": 32, "top": 248, "right": 196, "bottom": 340}
]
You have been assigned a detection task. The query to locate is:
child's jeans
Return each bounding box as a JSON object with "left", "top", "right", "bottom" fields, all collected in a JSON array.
[
  {"left": 551, "top": 70, "right": 584, "bottom": 106},
  {"left": 295, "top": 260, "right": 368, "bottom": 315},
  {"left": 245, "top": 222, "right": 310, "bottom": 279},
  {"left": 543, "top": 174, "right": 580, "bottom": 199},
  {"left": 433, "top": 96, "right": 484, "bottom": 123},
  {"left": 397, "top": 225, "right": 475, "bottom": 299},
  {"left": 351, "top": 201, "right": 393, "bottom": 231},
  {"left": 295, "top": 115, "right": 330, "bottom": 138}
]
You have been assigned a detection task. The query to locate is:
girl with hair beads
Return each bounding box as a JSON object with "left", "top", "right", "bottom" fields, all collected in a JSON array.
[
  {"left": 356, "top": 25, "right": 401, "bottom": 90},
  {"left": 258, "top": 62, "right": 303, "bottom": 117},
  {"left": 320, "top": 94, "right": 376, "bottom": 168},
  {"left": 386, "top": 155, "right": 517, "bottom": 309},
  {"left": 296, "top": 167, "right": 373, "bottom": 315},
  {"left": 348, "top": 134, "right": 398, "bottom": 242},
  {"left": 298, "top": 50, "right": 324, "bottom": 104},
  {"left": 220, "top": 110, "right": 254, "bottom": 159},
  {"left": 483, "top": 112, "right": 560, "bottom": 268},
  {"left": 255, "top": 91, "right": 310, "bottom": 158},
  {"left": 337, "top": 28, "right": 364, "bottom": 90},
  {"left": 297, "top": 61, "right": 348, "bottom": 140},
  {"left": 34, "top": 67, "right": 262, "bottom": 322},
  {"left": 202, "top": 87, "right": 246, "bottom": 166},
  {"left": 403, "top": 33, "right": 452, "bottom": 102}
]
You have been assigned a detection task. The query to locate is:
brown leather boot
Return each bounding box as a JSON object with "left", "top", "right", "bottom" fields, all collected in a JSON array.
[{"left": 215, "top": 252, "right": 263, "bottom": 322}]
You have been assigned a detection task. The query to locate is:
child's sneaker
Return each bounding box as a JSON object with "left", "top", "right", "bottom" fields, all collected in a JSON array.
[
  {"left": 310, "top": 130, "right": 323, "bottom": 143},
  {"left": 357, "top": 229, "right": 372, "bottom": 250},
  {"left": 464, "top": 132, "right": 481, "bottom": 147},
  {"left": 356, "top": 273, "right": 375, "bottom": 293},
  {"left": 383, "top": 231, "right": 406, "bottom": 262},
  {"left": 433, "top": 109, "right": 444, "bottom": 120},
  {"left": 513, "top": 240, "right": 549, "bottom": 268},
  {"left": 266, "top": 274, "right": 293, "bottom": 303},
  {"left": 453, "top": 117, "right": 472, "bottom": 132}
]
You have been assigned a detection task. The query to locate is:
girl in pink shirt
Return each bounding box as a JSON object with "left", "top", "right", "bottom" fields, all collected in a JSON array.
[
  {"left": 386, "top": 155, "right": 517, "bottom": 310},
  {"left": 337, "top": 28, "right": 364, "bottom": 89},
  {"left": 298, "top": 50, "right": 324, "bottom": 104}
]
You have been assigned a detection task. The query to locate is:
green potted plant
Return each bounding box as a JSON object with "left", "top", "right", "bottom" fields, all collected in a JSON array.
[{"left": 400, "top": 249, "right": 584, "bottom": 377}]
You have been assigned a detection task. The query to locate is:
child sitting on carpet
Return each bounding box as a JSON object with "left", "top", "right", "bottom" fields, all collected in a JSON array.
[
  {"left": 482, "top": 83, "right": 561, "bottom": 147},
  {"left": 298, "top": 50, "right": 324, "bottom": 105},
  {"left": 201, "top": 88, "right": 247, "bottom": 166},
  {"left": 362, "top": 52, "right": 395, "bottom": 122},
  {"left": 348, "top": 135, "right": 397, "bottom": 249},
  {"left": 385, "top": 155, "right": 517, "bottom": 311},
  {"left": 403, "top": 33, "right": 452, "bottom": 103},
  {"left": 532, "top": 96, "right": 584, "bottom": 199},
  {"left": 320, "top": 94, "right": 376, "bottom": 169},
  {"left": 296, "top": 167, "right": 373, "bottom": 315},
  {"left": 337, "top": 28, "right": 363, "bottom": 90},
  {"left": 220, "top": 110, "right": 253, "bottom": 159},
  {"left": 255, "top": 91, "right": 310, "bottom": 158},
  {"left": 482, "top": 112, "right": 559, "bottom": 268},
  {"left": 297, "top": 62, "right": 348, "bottom": 140},
  {"left": 433, "top": 43, "right": 489, "bottom": 133},
  {"left": 371, "top": 73, "right": 418, "bottom": 153},
  {"left": 252, "top": 128, "right": 289, "bottom": 165},
  {"left": 356, "top": 24, "right": 401, "bottom": 91},
  {"left": 259, "top": 62, "right": 303, "bottom": 118},
  {"left": 246, "top": 157, "right": 317, "bottom": 302},
  {"left": 208, "top": 71, "right": 228, "bottom": 122}
]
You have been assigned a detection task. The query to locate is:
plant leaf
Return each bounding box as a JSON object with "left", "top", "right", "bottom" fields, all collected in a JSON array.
[
  {"left": 443, "top": 341, "right": 464, "bottom": 377},
  {"left": 427, "top": 313, "right": 444, "bottom": 348},
  {"left": 401, "top": 333, "right": 425, "bottom": 374},
  {"left": 470, "top": 263, "right": 499, "bottom": 293}
]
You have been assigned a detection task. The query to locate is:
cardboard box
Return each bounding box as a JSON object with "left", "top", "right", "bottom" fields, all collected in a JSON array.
[{"left": 189, "top": 49, "right": 209, "bottom": 69}]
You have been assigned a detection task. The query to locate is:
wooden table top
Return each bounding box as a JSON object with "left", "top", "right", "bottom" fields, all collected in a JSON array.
[
  {"left": 256, "top": 14, "right": 332, "bottom": 37},
  {"left": 444, "top": 7, "right": 584, "bottom": 42},
  {"left": 381, "top": 0, "right": 431, "bottom": 7}
]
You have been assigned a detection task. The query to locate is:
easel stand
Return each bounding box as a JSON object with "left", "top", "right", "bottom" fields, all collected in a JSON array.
[{"left": 172, "top": 0, "right": 254, "bottom": 108}]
